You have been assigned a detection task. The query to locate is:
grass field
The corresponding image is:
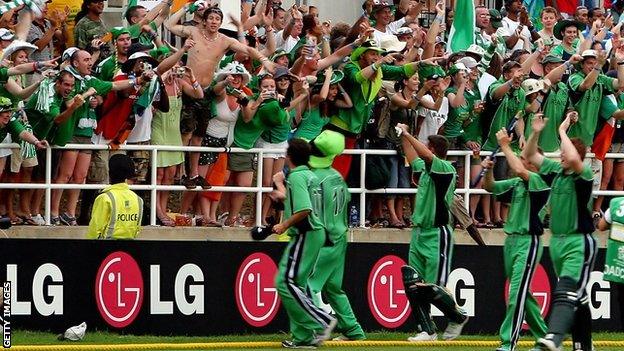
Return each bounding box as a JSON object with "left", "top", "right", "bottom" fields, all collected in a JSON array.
[{"left": 10, "top": 331, "right": 624, "bottom": 351}]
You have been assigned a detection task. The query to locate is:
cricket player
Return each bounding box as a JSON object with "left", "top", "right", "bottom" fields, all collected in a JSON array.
[
  {"left": 597, "top": 197, "right": 624, "bottom": 328},
  {"left": 272, "top": 139, "right": 336, "bottom": 349},
  {"left": 396, "top": 123, "right": 469, "bottom": 342},
  {"left": 307, "top": 130, "right": 366, "bottom": 341},
  {"left": 483, "top": 128, "right": 549, "bottom": 351},
  {"left": 523, "top": 114, "right": 597, "bottom": 351}
]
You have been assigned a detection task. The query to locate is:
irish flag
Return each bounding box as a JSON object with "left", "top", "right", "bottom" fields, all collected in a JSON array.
[{"left": 448, "top": 0, "right": 475, "bottom": 53}]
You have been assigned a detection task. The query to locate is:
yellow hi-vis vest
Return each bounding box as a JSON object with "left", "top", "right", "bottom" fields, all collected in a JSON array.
[{"left": 87, "top": 183, "right": 143, "bottom": 239}]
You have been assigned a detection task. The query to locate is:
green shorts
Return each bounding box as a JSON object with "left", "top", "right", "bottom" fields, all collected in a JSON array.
[
  {"left": 228, "top": 152, "right": 256, "bottom": 172},
  {"left": 549, "top": 233, "right": 597, "bottom": 285},
  {"left": 409, "top": 225, "right": 454, "bottom": 285}
]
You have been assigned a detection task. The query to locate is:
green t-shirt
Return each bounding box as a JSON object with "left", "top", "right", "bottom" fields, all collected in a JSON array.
[
  {"left": 0, "top": 114, "right": 26, "bottom": 143},
  {"left": 410, "top": 156, "right": 456, "bottom": 228},
  {"left": 493, "top": 172, "right": 550, "bottom": 235},
  {"left": 233, "top": 99, "right": 287, "bottom": 149},
  {"left": 483, "top": 79, "right": 526, "bottom": 151},
  {"left": 261, "top": 107, "right": 292, "bottom": 143},
  {"left": 525, "top": 82, "right": 570, "bottom": 152},
  {"left": 94, "top": 56, "right": 119, "bottom": 82},
  {"left": 284, "top": 165, "right": 323, "bottom": 236},
  {"left": 312, "top": 166, "right": 350, "bottom": 242},
  {"left": 127, "top": 21, "right": 158, "bottom": 49},
  {"left": 550, "top": 39, "right": 579, "bottom": 59},
  {"left": 568, "top": 71, "right": 616, "bottom": 145},
  {"left": 443, "top": 86, "right": 468, "bottom": 139},
  {"left": 539, "top": 158, "right": 594, "bottom": 235},
  {"left": 0, "top": 67, "right": 8, "bottom": 83},
  {"left": 294, "top": 107, "right": 328, "bottom": 141},
  {"left": 462, "top": 88, "right": 483, "bottom": 144},
  {"left": 51, "top": 76, "right": 113, "bottom": 146},
  {"left": 24, "top": 90, "right": 64, "bottom": 139}
]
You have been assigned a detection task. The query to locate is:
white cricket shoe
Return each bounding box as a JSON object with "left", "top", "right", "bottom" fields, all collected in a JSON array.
[
  {"left": 442, "top": 316, "right": 469, "bottom": 340},
  {"left": 407, "top": 331, "right": 438, "bottom": 342},
  {"left": 537, "top": 337, "right": 562, "bottom": 351}
]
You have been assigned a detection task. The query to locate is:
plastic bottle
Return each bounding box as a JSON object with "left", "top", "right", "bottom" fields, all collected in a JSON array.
[{"left": 349, "top": 205, "right": 359, "bottom": 228}]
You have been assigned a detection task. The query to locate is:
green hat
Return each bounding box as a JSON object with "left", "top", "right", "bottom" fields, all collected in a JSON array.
[
  {"left": 270, "top": 49, "right": 289, "bottom": 62},
  {"left": 0, "top": 97, "right": 13, "bottom": 113},
  {"left": 418, "top": 64, "right": 446, "bottom": 81},
  {"left": 448, "top": 62, "right": 468, "bottom": 76},
  {"left": 489, "top": 9, "right": 503, "bottom": 29},
  {"left": 350, "top": 39, "right": 386, "bottom": 62},
  {"left": 110, "top": 27, "right": 131, "bottom": 40},
  {"left": 553, "top": 19, "right": 584, "bottom": 40},
  {"left": 541, "top": 54, "right": 564, "bottom": 65},
  {"left": 309, "top": 130, "right": 345, "bottom": 169},
  {"left": 149, "top": 46, "right": 171, "bottom": 59},
  {"left": 315, "top": 70, "right": 344, "bottom": 86}
]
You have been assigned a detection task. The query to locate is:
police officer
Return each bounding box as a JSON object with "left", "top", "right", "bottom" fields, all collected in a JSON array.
[{"left": 87, "top": 154, "right": 143, "bottom": 239}]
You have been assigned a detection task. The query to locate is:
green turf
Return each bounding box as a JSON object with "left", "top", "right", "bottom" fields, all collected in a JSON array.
[{"left": 11, "top": 331, "right": 624, "bottom": 351}]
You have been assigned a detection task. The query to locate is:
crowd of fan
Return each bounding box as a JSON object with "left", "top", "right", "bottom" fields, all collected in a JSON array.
[{"left": 0, "top": 0, "right": 622, "bottom": 229}]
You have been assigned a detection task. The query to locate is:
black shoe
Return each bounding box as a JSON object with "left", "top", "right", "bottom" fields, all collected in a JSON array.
[
  {"left": 181, "top": 175, "right": 197, "bottom": 189},
  {"left": 281, "top": 340, "right": 318, "bottom": 349},
  {"left": 195, "top": 175, "right": 212, "bottom": 189}
]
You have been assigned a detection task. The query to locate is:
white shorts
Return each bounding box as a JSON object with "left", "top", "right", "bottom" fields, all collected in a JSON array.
[
  {"left": 255, "top": 138, "right": 287, "bottom": 159},
  {"left": 0, "top": 134, "right": 12, "bottom": 158}
]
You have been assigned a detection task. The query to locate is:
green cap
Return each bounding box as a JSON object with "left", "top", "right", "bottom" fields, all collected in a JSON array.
[
  {"left": 110, "top": 27, "right": 130, "bottom": 40},
  {"left": 489, "top": 9, "right": 503, "bottom": 28},
  {"left": 270, "top": 49, "right": 289, "bottom": 62},
  {"left": 350, "top": 39, "right": 385, "bottom": 62},
  {"left": 315, "top": 70, "right": 344, "bottom": 86},
  {"left": 418, "top": 64, "right": 446, "bottom": 81},
  {"left": 0, "top": 97, "right": 13, "bottom": 112},
  {"left": 308, "top": 130, "right": 345, "bottom": 169},
  {"left": 541, "top": 54, "right": 564, "bottom": 65}
]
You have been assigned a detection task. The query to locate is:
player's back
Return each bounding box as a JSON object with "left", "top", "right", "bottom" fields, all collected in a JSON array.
[{"left": 312, "top": 167, "right": 350, "bottom": 243}]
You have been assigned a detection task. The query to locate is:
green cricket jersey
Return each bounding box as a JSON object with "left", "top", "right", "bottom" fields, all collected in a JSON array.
[
  {"left": 94, "top": 56, "right": 119, "bottom": 81},
  {"left": 568, "top": 71, "right": 616, "bottom": 145},
  {"left": 525, "top": 82, "right": 570, "bottom": 152},
  {"left": 284, "top": 165, "right": 323, "bottom": 236},
  {"left": 312, "top": 166, "right": 350, "bottom": 243},
  {"left": 539, "top": 158, "right": 594, "bottom": 235},
  {"left": 493, "top": 172, "right": 550, "bottom": 235},
  {"left": 410, "top": 156, "right": 456, "bottom": 229},
  {"left": 483, "top": 79, "right": 526, "bottom": 151}
]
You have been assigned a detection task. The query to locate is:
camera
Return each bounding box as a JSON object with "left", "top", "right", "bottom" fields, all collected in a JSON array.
[
  {"left": 174, "top": 67, "right": 186, "bottom": 77},
  {"left": 142, "top": 62, "right": 153, "bottom": 73}
]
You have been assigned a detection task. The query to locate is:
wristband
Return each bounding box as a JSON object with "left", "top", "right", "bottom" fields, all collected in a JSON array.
[
  {"left": 618, "top": 61, "right": 624, "bottom": 66},
  {"left": 260, "top": 57, "right": 269, "bottom": 62},
  {"left": 564, "top": 61, "right": 572, "bottom": 69},
  {"left": 593, "top": 67, "right": 602, "bottom": 72},
  {"left": 370, "top": 63, "right": 378, "bottom": 71},
  {"left": 322, "top": 35, "right": 330, "bottom": 42},
  {"left": 128, "top": 77, "right": 137, "bottom": 87}
]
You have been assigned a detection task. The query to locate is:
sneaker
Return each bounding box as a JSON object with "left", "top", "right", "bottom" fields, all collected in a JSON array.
[
  {"left": 281, "top": 340, "right": 317, "bottom": 349},
  {"left": 442, "top": 316, "right": 469, "bottom": 340},
  {"left": 31, "top": 214, "right": 45, "bottom": 226},
  {"left": 217, "top": 212, "right": 229, "bottom": 225},
  {"left": 407, "top": 331, "right": 437, "bottom": 342},
  {"left": 592, "top": 211, "right": 602, "bottom": 228},
  {"left": 537, "top": 337, "right": 561, "bottom": 351},
  {"left": 59, "top": 213, "right": 77, "bottom": 226},
  {"left": 181, "top": 175, "right": 197, "bottom": 189},
  {"left": 194, "top": 175, "right": 212, "bottom": 190},
  {"left": 50, "top": 216, "right": 60, "bottom": 226}
]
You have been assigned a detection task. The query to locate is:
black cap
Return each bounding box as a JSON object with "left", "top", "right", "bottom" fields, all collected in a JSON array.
[
  {"left": 109, "top": 154, "right": 136, "bottom": 183},
  {"left": 250, "top": 225, "right": 274, "bottom": 241}
]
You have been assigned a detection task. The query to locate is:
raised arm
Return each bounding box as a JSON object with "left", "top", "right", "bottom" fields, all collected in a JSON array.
[
  {"left": 496, "top": 128, "right": 529, "bottom": 181},
  {"left": 227, "top": 38, "right": 275, "bottom": 73},
  {"left": 558, "top": 112, "right": 584, "bottom": 174},
  {"left": 397, "top": 123, "right": 434, "bottom": 164},
  {"left": 544, "top": 55, "right": 581, "bottom": 85},
  {"left": 157, "top": 39, "right": 193, "bottom": 74},
  {"left": 164, "top": 5, "right": 192, "bottom": 37},
  {"left": 179, "top": 67, "right": 203, "bottom": 99},
  {"left": 522, "top": 113, "right": 547, "bottom": 168}
]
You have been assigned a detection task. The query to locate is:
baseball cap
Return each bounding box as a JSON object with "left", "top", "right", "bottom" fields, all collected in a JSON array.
[
  {"left": 448, "top": 62, "right": 468, "bottom": 76},
  {"left": 435, "top": 37, "right": 447, "bottom": 46},
  {"left": 0, "top": 97, "right": 13, "bottom": 113},
  {"left": 502, "top": 60, "right": 522, "bottom": 73},
  {"left": 0, "top": 28, "right": 14, "bottom": 41},
  {"left": 581, "top": 49, "right": 598, "bottom": 59},
  {"left": 489, "top": 9, "right": 503, "bottom": 29},
  {"left": 379, "top": 35, "right": 407, "bottom": 53},
  {"left": 62, "top": 47, "right": 80, "bottom": 62},
  {"left": 396, "top": 27, "right": 413, "bottom": 37},
  {"left": 309, "top": 130, "right": 345, "bottom": 169},
  {"left": 350, "top": 39, "right": 386, "bottom": 62},
  {"left": 371, "top": 0, "right": 393, "bottom": 15},
  {"left": 521, "top": 78, "right": 546, "bottom": 95},
  {"left": 457, "top": 56, "right": 479, "bottom": 69},
  {"left": 541, "top": 54, "right": 564, "bottom": 65}
]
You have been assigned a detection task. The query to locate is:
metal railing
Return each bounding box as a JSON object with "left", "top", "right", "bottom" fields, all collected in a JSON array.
[{"left": 0, "top": 143, "right": 622, "bottom": 228}]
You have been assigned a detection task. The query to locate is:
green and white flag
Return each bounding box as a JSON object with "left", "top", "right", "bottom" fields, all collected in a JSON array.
[{"left": 448, "top": 0, "right": 475, "bottom": 53}]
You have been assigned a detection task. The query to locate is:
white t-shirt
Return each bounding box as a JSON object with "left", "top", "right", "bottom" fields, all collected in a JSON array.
[
  {"left": 274, "top": 30, "right": 299, "bottom": 53},
  {"left": 500, "top": 17, "right": 532, "bottom": 51},
  {"left": 372, "top": 17, "right": 406, "bottom": 46},
  {"left": 127, "top": 107, "right": 153, "bottom": 143},
  {"left": 417, "top": 95, "right": 449, "bottom": 143}
]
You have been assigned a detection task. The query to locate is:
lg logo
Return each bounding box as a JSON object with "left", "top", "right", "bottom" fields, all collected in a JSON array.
[
  {"left": 367, "top": 255, "right": 411, "bottom": 328},
  {"left": 95, "top": 252, "right": 143, "bottom": 328},
  {"left": 235, "top": 253, "right": 280, "bottom": 327}
]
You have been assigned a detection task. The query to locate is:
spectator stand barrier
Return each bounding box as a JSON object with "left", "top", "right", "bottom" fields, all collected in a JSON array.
[{"left": 0, "top": 143, "right": 622, "bottom": 228}]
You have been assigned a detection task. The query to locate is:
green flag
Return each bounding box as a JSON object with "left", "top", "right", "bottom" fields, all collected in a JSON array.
[{"left": 448, "top": 0, "right": 475, "bottom": 53}]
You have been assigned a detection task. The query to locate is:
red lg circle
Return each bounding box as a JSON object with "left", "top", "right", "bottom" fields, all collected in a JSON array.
[
  {"left": 367, "top": 255, "right": 411, "bottom": 328},
  {"left": 95, "top": 251, "right": 144, "bottom": 328},
  {"left": 504, "top": 263, "right": 551, "bottom": 330},
  {"left": 235, "top": 252, "right": 280, "bottom": 327}
]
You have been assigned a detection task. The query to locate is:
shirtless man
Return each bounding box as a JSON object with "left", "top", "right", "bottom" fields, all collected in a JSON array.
[
  {"left": 165, "top": 4, "right": 275, "bottom": 189},
  {"left": 165, "top": 5, "right": 275, "bottom": 88}
]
